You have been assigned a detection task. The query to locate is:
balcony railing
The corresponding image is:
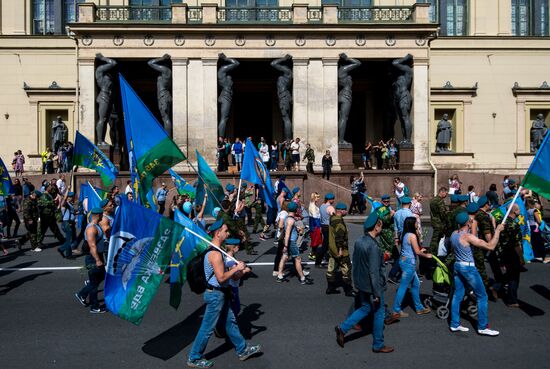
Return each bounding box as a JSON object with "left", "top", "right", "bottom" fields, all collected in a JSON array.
[
  {"left": 96, "top": 6, "right": 172, "bottom": 22},
  {"left": 217, "top": 7, "right": 293, "bottom": 23},
  {"left": 79, "top": 3, "right": 430, "bottom": 25},
  {"left": 338, "top": 6, "right": 413, "bottom": 23}
]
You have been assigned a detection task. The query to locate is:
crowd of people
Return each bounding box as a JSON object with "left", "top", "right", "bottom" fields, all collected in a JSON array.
[
  {"left": 0, "top": 169, "right": 547, "bottom": 366},
  {"left": 40, "top": 142, "right": 74, "bottom": 174}
]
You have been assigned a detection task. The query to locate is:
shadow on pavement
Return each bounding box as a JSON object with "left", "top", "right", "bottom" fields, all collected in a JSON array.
[
  {"left": 518, "top": 299, "right": 545, "bottom": 317},
  {"left": 0, "top": 271, "right": 52, "bottom": 295},
  {"left": 142, "top": 304, "right": 206, "bottom": 361},
  {"left": 531, "top": 284, "right": 550, "bottom": 302}
]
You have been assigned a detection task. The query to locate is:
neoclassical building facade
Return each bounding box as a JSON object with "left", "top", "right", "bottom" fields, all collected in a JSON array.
[{"left": 1, "top": 0, "right": 550, "bottom": 174}]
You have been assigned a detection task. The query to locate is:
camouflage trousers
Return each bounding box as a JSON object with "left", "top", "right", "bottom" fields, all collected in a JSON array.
[
  {"left": 252, "top": 214, "right": 265, "bottom": 233},
  {"left": 24, "top": 221, "right": 40, "bottom": 249},
  {"left": 326, "top": 255, "right": 352, "bottom": 284},
  {"left": 236, "top": 218, "right": 252, "bottom": 253},
  {"left": 39, "top": 216, "right": 65, "bottom": 243},
  {"left": 473, "top": 247, "right": 490, "bottom": 289}
]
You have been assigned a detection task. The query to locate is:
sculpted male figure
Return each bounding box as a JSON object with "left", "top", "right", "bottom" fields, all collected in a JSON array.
[
  {"left": 95, "top": 53, "right": 117, "bottom": 146},
  {"left": 392, "top": 54, "right": 413, "bottom": 146},
  {"left": 51, "top": 116, "right": 68, "bottom": 152},
  {"left": 271, "top": 55, "right": 293, "bottom": 140},
  {"left": 530, "top": 113, "right": 548, "bottom": 152},
  {"left": 337, "top": 53, "right": 361, "bottom": 145},
  {"left": 148, "top": 54, "right": 173, "bottom": 136},
  {"left": 436, "top": 113, "right": 453, "bottom": 152},
  {"left": 217, "top": 53, "right": 240, "bottom": 137}
]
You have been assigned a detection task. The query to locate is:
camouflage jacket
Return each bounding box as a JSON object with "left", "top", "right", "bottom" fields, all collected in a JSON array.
[
  {"left": 430, "top": 196, "right": 448, "bottom": 231},
  {"left": 304, "top": 148, "right": 315, "bottom": 163},
  {"left": 22, "top": 198, "right": 39, "bottom": 222},
  {"left": 38, "top": 192, "right": 57, "bottom": 216},
  {"left": 328, "top": 215, "right": 348, "bottom": 257},
  {"left": 217, "top": 210, "right": 241, "bottom": 238},
  {"left": 497, "top": 217, "right": 522, "bottom": 262},
  {"left": 474, "top": 210, "right": 494, "bottom": 242}
]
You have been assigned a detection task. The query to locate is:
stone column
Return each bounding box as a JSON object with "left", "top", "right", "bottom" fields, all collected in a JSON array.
[
  {"left": 78, "top": 58, "right": 96, "bottom": 141},
  {"left": 292, "top": 58, "right": 309, "bottom": 141},
  {"left": 322, "top": 58, "right": 340, "bottom": 171},
  {"left": 202, "top": 58, "right": 219, "bottom": 167},
  {"left": 412, "top": 59, "right": 430, "bottom": 170},
  {"left": 172, "top": 58, "right": 189, "bottom": 169},
  {"left": 307, "top": 59, "right": 323, "bottom": 169}
]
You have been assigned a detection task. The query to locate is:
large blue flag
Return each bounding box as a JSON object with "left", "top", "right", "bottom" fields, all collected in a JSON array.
[
  {"left": 491, "top": 196, "right": 534, "bottom": 261},
  {"left": 195, "top": 150, "right": 225, "bottom": 217},
  {"left": 521, "top": 127, "right": 550, "bottom": 199},
  {"left": 73, "top": 131, "right": 118, "bottom": 187},
  {"left": 169, "top": 209, "right": 210, "bottom": 309},
  {"left": 0, "top": 157, "right": 13, "bottom": 196},
  {"left": 169, "top": 168, "right": 196, "bottom": 199},
  {"left": 120, "top": 74, "right": 186, "bottom": 203},
  {"left": 105, "top": 198, "right": 184, "bottom": 324},
  {"left": 240, "top": 138, "right": 277, "bottom": 209},
  {"left": 77, "top": 182, "right": 103, "bottom": 228}
]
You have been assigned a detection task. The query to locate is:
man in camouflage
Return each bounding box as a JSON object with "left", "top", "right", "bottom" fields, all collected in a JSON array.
[
  {"left": 498, "top": 204, "right": 523, "bottom": 307},
  {"left": 23, "top": 190, "right": 42, "bottom": 252},
  {"left": 446, "top": 195, "right": 468, "bottom": 238},
  {"left": 376, "top": 195, "right": 395, "bottom": 257},
  {"left": 429, "top": 187, "right": 449, "bottom": 255},
  {"left": 252, "top": 198, "right": 265, "bottom": 234},
  {"left": 303, "top": 143, "right": 315, "bottom": 174},
  {"left": 38, "top": 184, "right": 65, "bottom": 244},
  {"left": 326, "top": 202, "right": 354, "bottom": 296}
]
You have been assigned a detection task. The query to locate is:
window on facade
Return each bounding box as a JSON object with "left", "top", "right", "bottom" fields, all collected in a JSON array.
[
  {"left": 512, "top": 0, "right": 549, "bottom": 36},
  {"left": 321, "top": 0, "right": 372, "bottom": 6},
  {"left": 225, "top": 0, "right": 278, "bottom": 7},
  {"left": 418, "top": 0, "right": 437, "bottom": 23},
  {"left": 439, "top": 0, "right": 467, "bottom": 36},
  {"left": 33, "top": 0, "right": 84, "bottom": 34},
  {"left": 128, "top": 0, "right": 182, "bottom": 20}
]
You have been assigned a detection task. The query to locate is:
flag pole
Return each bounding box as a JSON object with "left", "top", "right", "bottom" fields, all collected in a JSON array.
[
  {"left": 234, "top": 178, "right": 242, "bottom": 217},
  {"left": 186, "top": 160, "right": 224, "bottom": 210},
  {"left": 500, "top": 185, "right": 522, "bottom": 224},
  {"left": 183, "top": 226, "right": 238, "bottom": 263}
]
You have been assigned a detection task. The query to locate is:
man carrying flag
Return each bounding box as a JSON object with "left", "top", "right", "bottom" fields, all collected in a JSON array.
[
  {"left": 240, "top": 138, "right": 277, "bottom": 209},
  {"left": 73, "top": 131, "right": 118, "bottom": 187}
]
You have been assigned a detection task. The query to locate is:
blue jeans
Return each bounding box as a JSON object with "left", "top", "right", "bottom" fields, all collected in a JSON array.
[
  {"left": 339, "top": 291, "right": 385, "bottom": 350},
  {"left": 77, "top": 265, "right": 105, "bottom": 309},
  {"left": 189, "top": 289, "right": 246, "bottom": 361},
  {"left": 451, "top": 263, "right": 489, "bottom": 330},
  {"left": 59, "top": 221, "right": 75, "bottom": 257},
  {"left": 392, "top": 258, "right": 424, "bottom": 313}
]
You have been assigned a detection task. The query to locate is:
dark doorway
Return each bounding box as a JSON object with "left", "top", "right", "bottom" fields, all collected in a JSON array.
[{"left": 222, "top": 59, "right": 283, "bottom": 144}]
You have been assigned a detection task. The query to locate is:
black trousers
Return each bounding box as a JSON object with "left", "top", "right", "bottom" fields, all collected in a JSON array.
[{"left": 315, "top": 225, "right": 330, "bottom": 266}]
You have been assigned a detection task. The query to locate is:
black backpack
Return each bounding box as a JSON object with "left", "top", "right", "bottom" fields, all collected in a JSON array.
[{"left": 187, "top": 247, "right": 220, "bottom": 294}]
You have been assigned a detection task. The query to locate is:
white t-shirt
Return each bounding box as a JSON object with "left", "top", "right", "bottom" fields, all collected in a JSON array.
[
  {"left": 125, "top": 185, "right": 132, "bottom": 195},
  {"left": 56, "top": 179, "right": 66, "bottom": 195},
  {"left": 291, "top": 142, "right": 300, "bottom": 155},
  {"left": 275, "top": 210, "right": 289, "bottom": 240}
]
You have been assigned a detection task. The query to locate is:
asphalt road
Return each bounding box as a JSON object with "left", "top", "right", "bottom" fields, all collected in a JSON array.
[{"left": 1, "top": 223, "right": 550, "bottom": 369}]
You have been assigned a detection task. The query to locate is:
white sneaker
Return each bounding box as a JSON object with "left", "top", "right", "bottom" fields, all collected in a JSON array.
[
  {"left": 450, "top": 325, "right": 469, "bottom": 332},
  {"left": 33, "top": 247, "right": 43, "bottom": 252},
  {"left": 478, "top": 328, "right": 499, "bottom": 336},
  {"left": 303, "top": 270, "right": 310, "bottom": 276},
  {"left": 272, "top": 271, "right": 278, "bottom": 277}
]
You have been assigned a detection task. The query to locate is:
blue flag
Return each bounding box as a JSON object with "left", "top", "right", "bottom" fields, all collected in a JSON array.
[
  {"left": 195, "top": 150, "right": 225, "bottom": 217},
  {"left": 146, "top": 188, "right": 157, "bottom": 211},
  {"left": 491, "top": 197, "right": 534, "bottom": 262},
  {"left": 73, "top": 131, "right": 118, "bottom": 187},
  {"left": 105, "top": 198, "right": 184, "bottom": 325},
  {"left": 240, "top": 138, "right": 277, "bottom": 209},
  {"left": 169, "top": 209, "right": 211, "bottom": 308},
  {"left": 521, "top": 126, "right": 550, "bottom": 199},
  {"left": 169, "top": 168, "right": 196, "bottom": 199},
  {"left": 0, "top": 157, "right": 13, "bottom": 196},
  {"left": 77, "top": 182, "right": 103, "bottom": 228}
]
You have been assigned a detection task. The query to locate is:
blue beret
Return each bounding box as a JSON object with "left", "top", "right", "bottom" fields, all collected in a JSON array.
[
  {"left": 281, "top": 187, "right": 289, "bottom": 193},
  {"left": 225, "top": 238, "right": 240, "bottom": 246},
  {"left": 33, "top": 190, "right": 42, "bottom": 197},
  {"left": 100, "top": 199, "right": 110, "bottom": 208},
  {"left": 287, "top": 202, "right": 298, "bottom": 212},
  {"left": 456, "top": 212, "right": 470, "bottom": 226},
  {"left": 458, "top": 195, "right": 469, "bottom": 203},
  {"left": 225, "top": 184, "right": 235, "bottom": 192},
  {"left": 183, "top": 202, "right": 193, "bottom": 214},
  {"left": 335, "top": 202, "right": 347, "bottom": 210},
  {"left": 91, "top": 207, "right": 103, "bottom": 215},
  {"left": 364, "top": 211, "right": 379, "bottom": 230},
  {"left": 212, "top": 207, "right": 221, "bottom": 218},
  {"left": 381, "top": 194, "right": 390, "bottom": 201},
  {"left": 292, "top": 186, "right": 300, "bottom": 194},
  {"left": 477, "top": 195, "right": 488, "bottom": 207},
  {"left": 466, "top": 202, "right": 479, "bottom": 214},
  {"left": 450, "top": 194, "right": 458, "bottom": 203},
  {"left": 325, "top": 192, "right": 335, "bottom": 200},
  {"left": 401, "top": 196, "right": 411, "bottom": 204},
  {"left": 241, "top": 182, "right": 247, "bottom": 188},
  {"left": 508, "top": 179, "right": 516, "bottom": 185},
  {"left": 68, "top": 192, "right": 75, "bottom": 197},
  {"left": 209, "top": 219, "right": 224, "bottom": 233}
]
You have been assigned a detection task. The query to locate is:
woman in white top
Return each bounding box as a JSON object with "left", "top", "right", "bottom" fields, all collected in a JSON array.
[
  {"left": 258, "top": 138, "right": 270, "bottom": 167},
  {"left": 308, "top": 192, "right": 322, "bottom": 261}
]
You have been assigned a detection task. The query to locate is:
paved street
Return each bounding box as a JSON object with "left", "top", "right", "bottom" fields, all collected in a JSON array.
[{"left": 1, "top": 223, "right": 550, "bottom": 369}]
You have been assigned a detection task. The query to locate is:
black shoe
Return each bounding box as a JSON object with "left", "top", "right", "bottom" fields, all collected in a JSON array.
[
  {"left": 90, "top": 306, "right": 106, "bottom": 314},
  {"left": 344, "top": 289, "right": 356, "bottom": 297},
  {"left": 75, "top": 293, "right": 87, "bottom": 307},
  {"left": 326, "top": 288, "right": 341, "bottom": 295},
  {"left": 247, "top": 250, "right": 258, "bottom": 255},
  {"left": 57, "top": 248, "right": 66, "bottom": 258},
  {"left": 335, "top": 326, "right": 345, "bottom": 348}
]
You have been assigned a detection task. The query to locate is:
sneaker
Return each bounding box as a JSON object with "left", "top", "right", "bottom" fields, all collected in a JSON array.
[
  {"left": 187, "top": 358, "right": 214, "bottom": 368},
  {"left": 543, "top": 257, "right": 550, "bottom": 264},
  {"left": 259, "top": 235, "right": 268, "bottom": 241},
  {"left": 416, "top": 307, "right": 431, "bottom": 315},
  {"left": 84, "top": 280, "right": 90, "bottom": 286},
  {"left": 238, "top": 344, "right": 261, "bottom": 361},
  {"left": 302, "top": 269, "right": 310, "bottom": 276},
  {"left": 387, "top": 277, "right": 399, "bottom": 285},
  {"left": 308, "top": 253, "right": 316, "bottom": 261},
  {"left": 272, "top": 271, "right": 279, "bottom": 277},
  {"left": 335, "top": 326, "right": 345, "bottom": 347},
  {"left": 300, "top": 277, "right": 314, "bottom": 285},
  {"left": 450, "top": 325, "right": 470, "bottom": 332},
  {"left": 72, "top": 249, "right": 83, "bottom": 256},
  {"left": 391, "top": 311, "right": 409, "bottom": 319},
  {"left": 74, "top": 293, "right": 87, "bottom": 307},
  {"left": 276, "top": 276, "right": 285, "bottom": 283},
  {"left": 90, "top": 306, "right": 106, "bottom": 314},
  {"left": 32, "top": 247, "right": 42, "bottom": 252},
  {"left": 478, "top": 328, "right": 499, "bottom": 336}
]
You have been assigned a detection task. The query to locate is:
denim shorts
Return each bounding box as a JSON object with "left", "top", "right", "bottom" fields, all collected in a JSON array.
[
  {"left": 234, "top": 153, "right": 243, "bottom": 163},
  {"left": 288, "top": 240, "right": 300, "bottom": 258}
]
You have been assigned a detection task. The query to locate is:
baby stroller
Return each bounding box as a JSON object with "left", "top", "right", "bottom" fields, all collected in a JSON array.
[{"left": 424, "top": 255, "right": 478, "bottom": 320}]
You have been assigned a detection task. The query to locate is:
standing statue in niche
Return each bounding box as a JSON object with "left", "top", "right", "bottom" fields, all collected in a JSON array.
[
  {"left": 337, "top": 53, "right": 361, "bottom": 145},
  {"left": 530, "top": 113, "right": 548, "bottom": 152},
  {"left": 271, "top": 55, "right": 293, "bottom": 140},
  {"left": 95, "top": 53, "right": 117, "bottom": 146},
  {"left": 148, "top": 54, "right": 173, "bottom": 136},
  {"left": 217, "top": 53, "right": 240, "bottom": 138},
  {"left": 109, "top": 104, "right": 121, "bottom": 150},
  {"left": 51, "top": 116, "right": 68, "bottom": 152},
  {"left": 435, "top": 113, "right": 453, "bottom": 152},
  {"left": 392, "top": 54, "right": 414, "bottom": 147}
]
